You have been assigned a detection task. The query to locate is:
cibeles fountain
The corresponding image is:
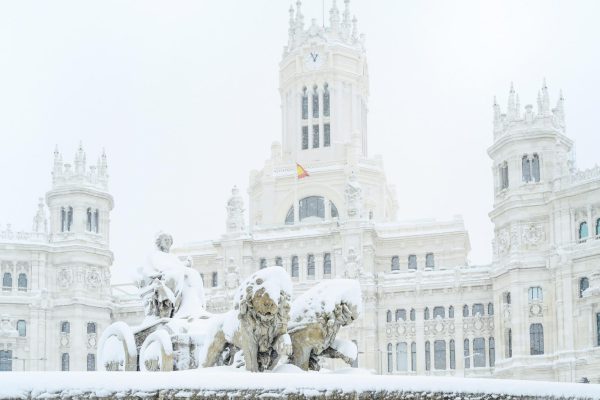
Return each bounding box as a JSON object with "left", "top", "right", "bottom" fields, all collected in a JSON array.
[{"left": 97, "top": 232, "right": 362, "bottom": 373}]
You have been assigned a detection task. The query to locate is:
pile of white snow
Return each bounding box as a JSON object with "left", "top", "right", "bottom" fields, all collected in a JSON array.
[{"left": 234, "top": 266, "right": 292, "bottom": 308}]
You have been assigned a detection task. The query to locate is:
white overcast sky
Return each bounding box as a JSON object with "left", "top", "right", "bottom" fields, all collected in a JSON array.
[{"left": 1, "top": 1, "right": 599, "bottom": 279}]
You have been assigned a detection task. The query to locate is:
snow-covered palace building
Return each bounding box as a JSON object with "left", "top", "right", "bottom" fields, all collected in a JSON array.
[{"left": 1, "top": 0, "right": 600, "bottom": 383}]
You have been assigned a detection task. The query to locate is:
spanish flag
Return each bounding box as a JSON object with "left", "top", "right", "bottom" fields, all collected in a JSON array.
[{"left": 296, "top": 163, "right": 309, "bottom": 179}]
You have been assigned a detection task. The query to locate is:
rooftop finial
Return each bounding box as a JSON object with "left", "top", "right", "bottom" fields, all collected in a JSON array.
[
  {"left": 507, "top": 82, "right": 516, "bottom": 120},
  {"left": 330, "top": 0, "right": 340, "bottom": 32},
  {"left": 352, "top": 15, "right": 358, "bottom": 40},
  {"left": 343, "top": 0, "right": 351, "bottom": 29}
]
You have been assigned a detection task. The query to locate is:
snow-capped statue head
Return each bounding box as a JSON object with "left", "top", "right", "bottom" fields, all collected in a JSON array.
[{"left": 155, "top": 232, "right": 173, "bottom": 253}]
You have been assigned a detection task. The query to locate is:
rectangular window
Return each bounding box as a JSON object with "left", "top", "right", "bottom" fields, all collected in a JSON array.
[
  {"left": 259, "top": 258, "right": 267, "bottom": 269},
  {"left": 449, "top": 340, "right": 456, "bottom": 370},
  {"left": 530, "top": 323, "right": 544, "bottom": 355},
  {"left": 312, "top": 91, "right": 319, "bottom": 118},
  {"left": 291, "top": 256, "right": 299, "bottom": 278},
  {"left": 433, "top": 306, "right": 445, "bottom": 319},
  {"left": 0, "top": 350, "right": 12, "bottom": 371},
  {"left": 211, "top": 272, "right": 218, "bottom": 288},
  {"left": 425, "top": 341, "right": 431, "bottom": 371},
  {"left": 87, "top": 353, "right": 96, "bottom": 371},
  {"left": 434, "top": 340, "right": 446, "bottom": 370},
  {"left": 472, "top": 303, "right": 485, "bottom": 316},
  {"left": 395, "top": 309, "right": 406, "bottom": 321},
  {"left": 425, "top": 253, "right": 435, "bottom": 269},
  {"left": 408, "top": 255, "right": 417, "bottom": 270},
  {"left": 528, "top": 286, "right": 543, "bottom": 302},
  {"left": 324, "top": 123, "right": 331, "bottom": 147},
  {"left": 473, "top": 337, "right": 486, "bottom": 367},
  {"left": 275, "top": 257, "right": 283, "bottom": 267},
  {"left": 323, "top": 85, "right": 330, "bottom": 117},
  {"left": 464, "top": 339, "right": 470, "bottom": 369},
  {"left": 396, "top": 342, "right": 408, "bottom": 372},
  {"left": 323, "top": 253, "right": 332, "bottom": 275},
  {"left": 597, "top": 314, "right": 600, "bottom": 347},
  {"left": 307, "top": 254, "right": 315, "bottom": 278},
  {"left": 302, "top": 93, "right": 308, "bottom": 120},
  {"left": 410, "top": 342, "right": 416, "bottom": 371},
  {"left": 302, "top": 126, "right": 309, "bottom": 150},
  {"left": 61, "top": 353, "right": 70, "bottom": 371},
  {"left": 312, "top": 125, "right": 319, "bottom": 148},
  {"left": 489, "top": 337, "right": 495, "bottom": 367}
]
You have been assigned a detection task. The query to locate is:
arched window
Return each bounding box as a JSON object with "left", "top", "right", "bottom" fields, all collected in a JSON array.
[
  {"left": 425, "top": 253, "right": 435, "bottom": 269},
  {"left": 472, "top": 303, "right": 484, "bottom": 316},
  {"left": 291, "top": 256, "right": 299, "bottom": 278},
  {"left": 396, "top": 342, "right": 407, "bottom": 371},
  {"left": 87, "top": 353, "right": 96, "bottom": 371},
  {"left": 312, "top": 85, "right": 319, "bottom": 118},
  {"left": 17, "top": 273, "right": 27, "bottom": 291},
  {"left": 307, "top": 254, "right": 315, "bottom": 277},
  {"left": 522, "top": 155, "right": 531, "bottom": 182},
  {"left": 323, "top": 83, "right": 330, "bottom": 117},
  {"left": 61, "top": 353, "right": 69, "bottom": 371},
  {"left": 386, "top": 310, "right": 392, "bottom": 323},
  {"left": 473, "top": 337, "right": 486, "bottom": 367},
  {"left": 285, "top": 208, "right": 294, "bottom": 225},
  {"left": 287, "top": 196, "right": 342, "bottom": 223},
  {"left": 312, "top": 124, "right": 320, "bottom": 148},
  {"left": 408, "top": 255, "right": 417, "bottom": 270},
  {"left": 409, "top": 308, "right": 415, "bottom": 321},
  {"left": 87, "top": 208, "right": 99, "bottom": 233},
  {"left": 503, "top": 292, "right": 511, "bottom": 304},
  {"left": 275, "top": 257, "right": 283, "bottom": 267},
  {"left": 67, "top": 206, "right": 73, "bottom": 231},
  {"left": 462, "top": 304, "right": 469, "bottom": 317},
  {"left": 464, "top": 339, "right": 470, "bottom": 369},
  {"left": 395, "top": 309, "right": 406, "bottom": 322},
  {"left": 387, "top": 343, "right": 393, "bottom": 373},
  {"left": 530, "top": 323, "right": 544, "bottom": 355},
  {"left": 506, "top": 329, "right": 512, "bottom": 358},
  {"left": 301, "top": 87, "right": 308, "bottom": 120},
  {"left": 528, "top": 286, "right": 543, "bottom": 302},
  {"left": 61, "top": 321, "right": 70, "bottom": 334},
  {"left": 259, "top": 258, "right": 267, "bottom": 269},
  {"left": 61, "top": 207, "right": 66, "bottom": 232},
  {"left": 410, "top": 342, "right": 416, "bottom": 371},
  {"left": 579, "top": 222, "right": 589, "bottom": 241},
  {"left": 499, "top": 161, "right": 509, "bottom": 189},
  {"left": 580, "top": 277, "right": 590, "bottom": 298},
  {"left": 391, "top": 256, "right": 400, "bottom": 271},
  {"left": 449, "top": 339, "right": 456, "bottom": 370},
  {"left": 87, "top": 208, "right": 92, "bottom": 231},
  {"left": 488, "top": 302, "right": 494, "bottom": 315},
  {"left": 0, "top": 350, "right": 12, "bottom": 371},
  {"left": 448, "top": 306, "right": 454, "bottom": 319},
  {"left": 94, "top": 209, "right": 99, "bottom": 233},
  {"left": 532, "top": 154, "right": 540, "bottom": 182},
  {"left": 424, "top": 307, "right": 430, "bottom": 320},
  {"left": 489, "top": 337, "right": 495, "bottom": 367},
  {"left": 87, "top": 322, "right": 96, "bottom": 334},
  {"left": 17, "top": 320, "right": 26, "bottom": 337},
  {"left": 425, "top": 341, "right": 431, "bottom": 371},
  {"left": 434, "top": 340, "right": 446, "bottom": 370},
  {"left": 323, "top": 253, "right": 331, "bottom": 275},
  {"left": 2, "top": 273, "right": 12, "bottom": 290},
  {"left": 211, "top": 272, "right": 218, "bottom": 287},
  {"left": 596, "top": 218, "right": 600, "bottom": 236},
  {"left": 433, "top": 306, "right": 445, "bottom": 319},
  {"left": 324, "top": 123, "right": 331, "bottom": 147}
]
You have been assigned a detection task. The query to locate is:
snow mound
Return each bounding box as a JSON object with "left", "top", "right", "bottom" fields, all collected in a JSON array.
[
  {"left": 289, "top": 279, "right": 362, "bottom": 328},
  {"left": 272, "top": 364, "right": 304, "bottom": 374},
  {"left": 330, "top": 338, "right": 357, "bottom": 361},
  {"left": 234, "top": 266, "right": 292, "bottom": 308}
]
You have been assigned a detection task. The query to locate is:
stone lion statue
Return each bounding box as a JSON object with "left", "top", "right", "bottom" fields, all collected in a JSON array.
[
  {"left": 202, "top": 266, "right": 292, "bottom": 372},
  {"left": 287, "top": 279, "right": 362, "bottom": 371}
]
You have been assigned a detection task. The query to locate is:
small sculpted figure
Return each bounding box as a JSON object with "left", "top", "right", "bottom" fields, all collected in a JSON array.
[{"left": 139, "top": 232, "right": 205, "bottom": 319}]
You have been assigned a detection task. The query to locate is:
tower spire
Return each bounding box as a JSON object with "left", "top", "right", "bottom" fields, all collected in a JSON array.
[
  {"left": 330, "top": 0, "right": 340, "bottom": 32},
  {"left": 342, "top": 0, "right": 351, "bottom": 36},
  {"left": 507, "top": 82, "right": 516, "bottom": 120},
  {"left": 541, "top": 78, "right": 550, "bottom": 114}
]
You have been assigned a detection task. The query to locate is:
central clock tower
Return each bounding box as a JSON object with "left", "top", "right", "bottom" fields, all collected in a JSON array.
[{"left": 279, "top": 0, "right": 369, "bottom": 165}]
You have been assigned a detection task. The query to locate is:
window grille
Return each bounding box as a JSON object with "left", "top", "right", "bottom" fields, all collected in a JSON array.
[
  {"left": 396, "top": 342, "right": 408, "bottom": 371},
  {"left": 61, "top": 353, "right": 69, "bottom": 371},
  {"left": 425, "top": 341, "right": 431, "bottom": 371},
  {"left": 291, "top": 256, "right": 299, "bottom": 278},
  {"left": 387, "top": 343, "right": 393, "bottom": 373},
  {"left": 528, "top": 287, "right": 543, "bottom": 302},
  {"left": 489, "top": 337, "right": 495, "bottom": 367},
  {"left": 17, "top": 273, "right": 27, "bottom": 291},
  {"left": 408, "top": 255, "right": 417, "bottom": 270},
  {"left": 530, "top": 323, "right": 544, "bottom": 355},
  {"left": 410, "top": 342, "right": 417, "bottom": 371},
  {"left": 17, "top": 320, "right": 26, "bottom": 337},
  {"left": 473, "top": 337, "right": 486, "bottom": 367},
  {"left": 87, "top": 354, "right": 96, "bottom": 371},
  {"left": 323, "top": 253, "right": 332, "bottom": 275},
  {"left": 434, "top": 340, "right": 446, "bottom": 370}
]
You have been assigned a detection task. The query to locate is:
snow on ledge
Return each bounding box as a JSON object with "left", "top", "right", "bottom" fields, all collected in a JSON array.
[{"left": 1, "top": 370, "right": 599, "bottom": 399}]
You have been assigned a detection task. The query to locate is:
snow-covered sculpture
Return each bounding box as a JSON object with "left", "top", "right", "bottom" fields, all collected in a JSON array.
[
  {"left": 343, "top": 247, "right": 363, "bottom": 278},
  {"left": 202, "top": 266, "right": 292, "bottom": 372},
  {"left": 138, "top": 232, "right": 205, "bottom": 319},
  {"left": 345, "top": 172, "right": 363, "bottom": 219},
  {"left": 288, "top": 279, "right": 361, "bottom": 370},
  {"left": 226, "top": 185, "right": 245, "bottom": 233}
]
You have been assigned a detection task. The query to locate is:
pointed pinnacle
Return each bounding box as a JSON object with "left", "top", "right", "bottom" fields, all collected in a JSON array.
[{"left": 509, "top": 82, "right": 514, "bottom": 93}]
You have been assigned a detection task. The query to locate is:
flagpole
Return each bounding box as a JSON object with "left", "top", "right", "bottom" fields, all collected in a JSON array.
[{"left": 294, "top": 163, "right": 299, "bottom": 224}]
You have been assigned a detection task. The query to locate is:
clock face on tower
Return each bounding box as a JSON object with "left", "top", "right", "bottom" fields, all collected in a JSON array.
[{"left": 304, "top": 50, "right": 323, "bottom": 71}]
